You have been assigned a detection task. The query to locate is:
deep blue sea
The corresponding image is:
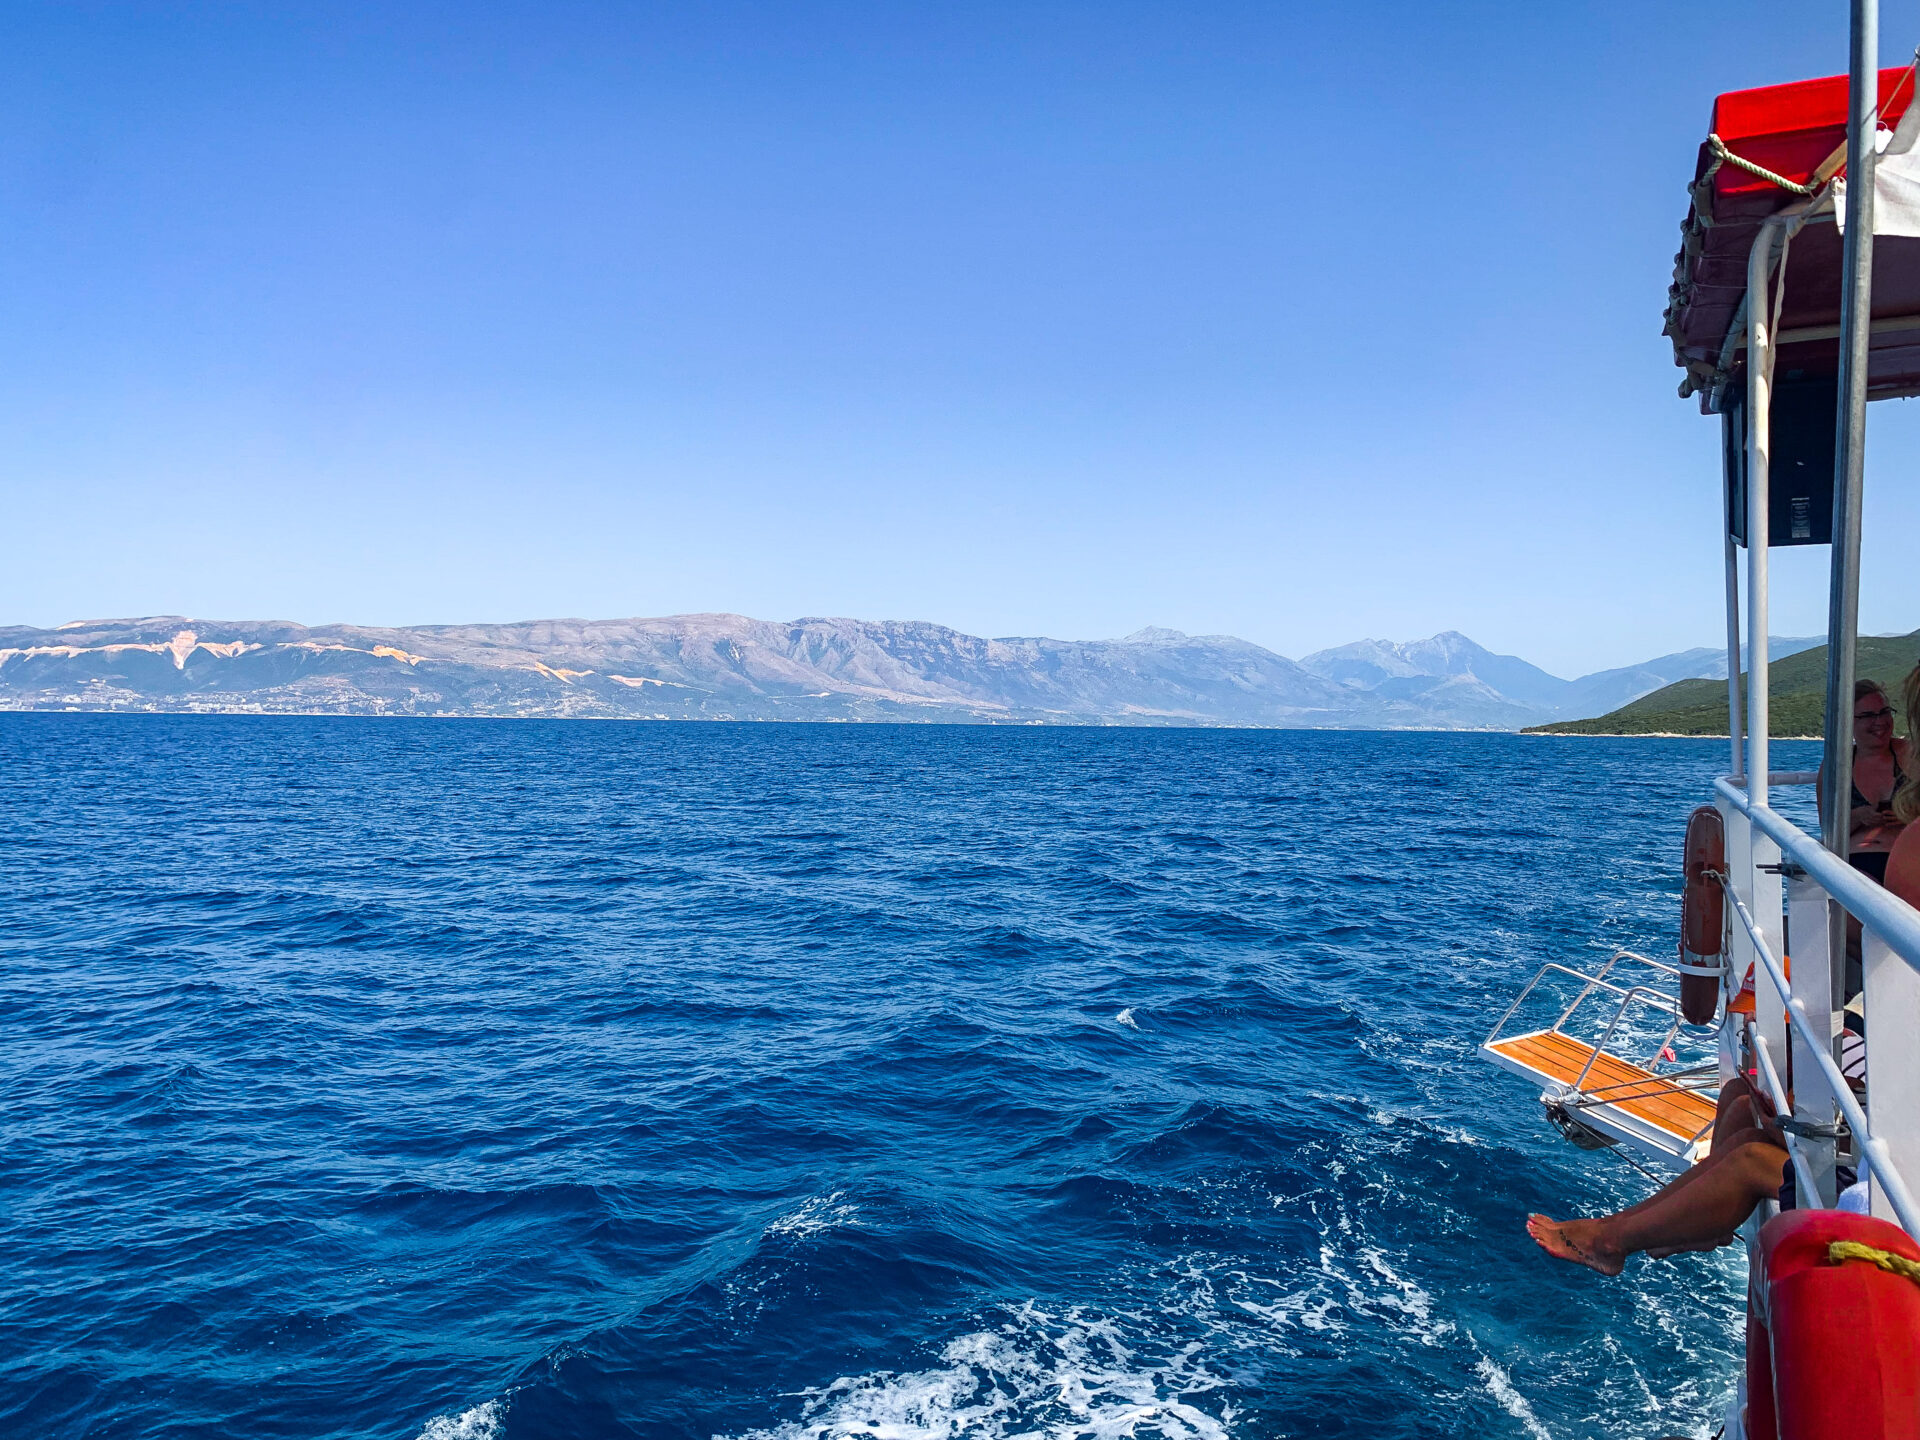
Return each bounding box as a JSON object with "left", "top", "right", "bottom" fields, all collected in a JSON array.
[{"left": 0, "top": 718, "right": 1826, "bottom": 1440}]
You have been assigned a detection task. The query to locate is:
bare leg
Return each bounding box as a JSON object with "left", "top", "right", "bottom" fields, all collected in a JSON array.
[
  {"left": 1524, "top": 1142, "right": 1752, "bottom": 1271},
  {"left": 1528, "top": 1140, "right": 1787, "bottom": 1275},
  {"left": 1597, "top": 1126, "right": 1770, "bottom": 1229},
  {"left": 1711, "top": 1078, "right": 1773, "bottom": 1151},
  {"left": 1596, "top": 1081, "right": 1776, "bottom": 1228}
]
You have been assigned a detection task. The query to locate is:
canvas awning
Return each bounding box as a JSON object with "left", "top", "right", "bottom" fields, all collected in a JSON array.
[{"left": 1665, "top": 66, "right": 1920, "bottom": 410}]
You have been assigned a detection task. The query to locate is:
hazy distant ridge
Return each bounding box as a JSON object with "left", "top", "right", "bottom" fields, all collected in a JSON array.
[{"left": 0, "top": 615, "right": 1813, "bottom": 729}]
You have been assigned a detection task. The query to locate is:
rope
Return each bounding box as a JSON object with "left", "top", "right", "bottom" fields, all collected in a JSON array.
[
  {"left": 1810, "top": 52, "right": 1920, "bottom": 189},
  {"left": 1707, "top": 51, "right": 1920, "bottom": 207},
  {"left": 1705, "top": 134, "right": 1819, "bottom": 197},
  {"left": 1605, "top": 1139, "right": 1666, "bottom": 1188},
  {"left": 1564, "top": 1072, "right": 1715, "bottom": 1104},
  {"left": 1690, "top": 149, "right": 1726, "bottom": 228},
  {"left": 1828, "top": 1239, "right": 1920, "bottom": 1284}
]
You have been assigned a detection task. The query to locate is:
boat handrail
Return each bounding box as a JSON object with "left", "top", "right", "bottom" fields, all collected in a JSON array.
[
  {"left": 1725, "top": 770, "right": 1822, "bottom": 787},
  {"left": 1762, "top": 770, "right": 1819, "bottom": 786},
  {"left": 1714, "top": 775, "right": 1920, "bottom": 977},
  {"left": 1718, "top": 857, "right": 1920, "bottom": 1237}
]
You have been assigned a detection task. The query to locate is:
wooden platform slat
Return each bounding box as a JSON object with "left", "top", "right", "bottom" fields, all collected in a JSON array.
[{"left": 1489, "top": 1031, "right": 1716, "bottom": 1142}]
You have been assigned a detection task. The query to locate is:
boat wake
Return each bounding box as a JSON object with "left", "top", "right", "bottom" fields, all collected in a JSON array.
[
  {"left": 1472, "top": 1356, "right": 1553, "bottom": 1440},
  {"left": 724, "top": 1304, "right": 1232, "bottom": 1440}
]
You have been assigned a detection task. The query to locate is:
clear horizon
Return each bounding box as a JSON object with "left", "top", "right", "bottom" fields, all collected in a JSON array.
[{"left": 4, "top": 3, "right": 1917, "bottom": 676}]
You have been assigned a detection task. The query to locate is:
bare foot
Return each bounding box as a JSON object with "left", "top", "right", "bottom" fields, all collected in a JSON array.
[{"left": 1527, "top": 1214, "right": 1625, "bottom": 1275}]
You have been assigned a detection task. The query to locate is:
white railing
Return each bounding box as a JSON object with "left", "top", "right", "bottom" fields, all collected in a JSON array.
[
  {"left": 1716, "top": 776, "right": 1920, "bottom": 962},
  {"left": 1713, "top": 773, "right": 1920, "bottom": 1237},
  {"left": 1752, "top": 1030, "right": 1821, "bottom": 1202}
]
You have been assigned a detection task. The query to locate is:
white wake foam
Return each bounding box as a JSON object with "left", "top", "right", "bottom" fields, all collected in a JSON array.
[
  {"left": 765, "top": 1190, "right": 863, "bottom": 1240},
  {"left": 726, "top": 1304, "right": 1232, "bottom": 1440},
  {"left": 1116, "top": 1008, "right": 1140, "bottom": 1029},
  {"left": 1472, "top": 1358, "right": 1552, "bottom": 1440},
  {"left": 416, "top": 1400, "right": 504, "bottom": 1440},
  {"left": 1185, "top": 1234, "right": 1454, "bottom": 1352}
]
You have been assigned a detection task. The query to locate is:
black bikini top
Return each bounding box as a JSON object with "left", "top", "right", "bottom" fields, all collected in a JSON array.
[{"left": 1851, "top": 745, "right": 1909, "bottom": 814}]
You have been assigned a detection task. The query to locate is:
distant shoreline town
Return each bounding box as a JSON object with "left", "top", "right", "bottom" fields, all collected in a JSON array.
[{"left": 1, "top": 614, "right": 1906, "bottom": 734}]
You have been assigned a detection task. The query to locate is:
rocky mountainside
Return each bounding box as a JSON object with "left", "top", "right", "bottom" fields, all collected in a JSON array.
[
  {"left": 0, "top": 615, "right": 1373, "bottom": 725},
  {"left": 0, "top": 614, "right": 1803, "bottom": 729}
]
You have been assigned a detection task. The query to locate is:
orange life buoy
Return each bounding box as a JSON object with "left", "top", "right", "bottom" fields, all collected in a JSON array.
[
  {"left": 1679, "top": 804, "right": 1726, "bottom": 1024},
  {"left": 1760, "top": 1210, "right": 1920, "bottom": 1440}
]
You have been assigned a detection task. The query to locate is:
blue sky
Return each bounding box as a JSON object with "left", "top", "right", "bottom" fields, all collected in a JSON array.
[{"left": 3, "top": 1, "right": 1915, "bottom": 677}]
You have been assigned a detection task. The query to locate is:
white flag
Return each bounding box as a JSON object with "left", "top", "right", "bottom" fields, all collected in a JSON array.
[{"left": 1834, "top": 101, "right": 1920, "bottom": 236}]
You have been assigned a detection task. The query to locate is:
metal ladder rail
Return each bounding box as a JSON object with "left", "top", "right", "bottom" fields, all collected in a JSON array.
[
  {"left": 1560, "top": 1061, "right": 1720, "bottom": 1107},
  {"left": 1548, "top": 950, "right": 1625, "bottom": 1033},
  {"left": 1484, "top": 951, "right": 1700, "bottom": 1054},
  {"left": 1570, "top": 983, "right": 1695, "bottom": 1095}
]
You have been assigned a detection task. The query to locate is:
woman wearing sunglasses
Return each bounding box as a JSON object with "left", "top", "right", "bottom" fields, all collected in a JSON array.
[{"left": 1825, "top": 678, "right": 1910, "bottom": 885}]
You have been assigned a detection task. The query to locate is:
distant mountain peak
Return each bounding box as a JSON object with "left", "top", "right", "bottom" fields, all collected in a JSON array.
[
  {"left": 1, "top": 612, "right": 1851, "bottom": 732},
  {"left": 1298, "top": 631, "right": 1572, "bottom": 709}
]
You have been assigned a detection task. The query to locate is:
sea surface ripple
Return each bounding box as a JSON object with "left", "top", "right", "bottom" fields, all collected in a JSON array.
[{"left": 0, "top": 718, "right": 1823, "bottom": 1439}]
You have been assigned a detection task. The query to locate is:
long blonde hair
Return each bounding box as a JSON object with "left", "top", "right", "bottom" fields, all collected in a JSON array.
[{"left": 1898, "top": 664, "right": 1920, "bottom": 824}]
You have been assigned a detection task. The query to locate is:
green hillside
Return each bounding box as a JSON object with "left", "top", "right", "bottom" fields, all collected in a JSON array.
[{"left": 1528, "top": 629, "right": 1920, "bottom": 737}]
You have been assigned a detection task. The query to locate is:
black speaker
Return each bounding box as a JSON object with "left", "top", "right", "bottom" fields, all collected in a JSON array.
[{"left": 1725, "top": 374, "right": 1837, "bottom": 547}]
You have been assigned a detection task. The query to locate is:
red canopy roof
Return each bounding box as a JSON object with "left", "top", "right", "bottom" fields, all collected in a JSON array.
[{"left": 1665, "top": 67, "right": 1920, "bottom": 409}]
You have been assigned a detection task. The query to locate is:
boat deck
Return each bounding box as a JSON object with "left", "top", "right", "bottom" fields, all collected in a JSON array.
[{"left": 1483, "top": 1029, "right": 1717, "bottom": 1165}]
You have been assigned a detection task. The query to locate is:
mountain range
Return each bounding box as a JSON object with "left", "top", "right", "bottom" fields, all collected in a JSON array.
[{"left": 0, "top": 614, "right": 1831, "bottom": 729}]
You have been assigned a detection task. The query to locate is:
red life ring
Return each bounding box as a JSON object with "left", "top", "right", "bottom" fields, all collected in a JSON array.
[
  {"left": 1757, "top": 1209, "right": 1920, "bottom": 1440},
  {"left": 1679, "top": 805, "right": 1726, "bottom": 1024}
]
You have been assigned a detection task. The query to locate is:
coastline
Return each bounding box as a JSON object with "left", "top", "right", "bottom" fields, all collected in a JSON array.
[{"left": 1523, "top": 729, "right": 1820, "bottom": 740}]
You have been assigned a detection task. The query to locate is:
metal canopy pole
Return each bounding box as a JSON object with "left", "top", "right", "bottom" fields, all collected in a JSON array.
[
  {"left": 1825, "top": 0, "right": 1878, "bottom": 1014},
  {"left": 1722, "top": 412, "right": 1743, "bottom": 778},
  {"left": 1747, "top": 223, "right": 1778, "bottom": 812}
]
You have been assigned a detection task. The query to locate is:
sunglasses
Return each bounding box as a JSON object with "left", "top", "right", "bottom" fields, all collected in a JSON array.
[{"left": 1856, "top": 707, "right": 1894, "bottom": 720}]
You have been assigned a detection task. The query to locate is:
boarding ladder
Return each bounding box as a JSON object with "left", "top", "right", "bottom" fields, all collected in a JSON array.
[{"left": 1480, "top": 950, "right": 1718, "bottom": 1172}]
